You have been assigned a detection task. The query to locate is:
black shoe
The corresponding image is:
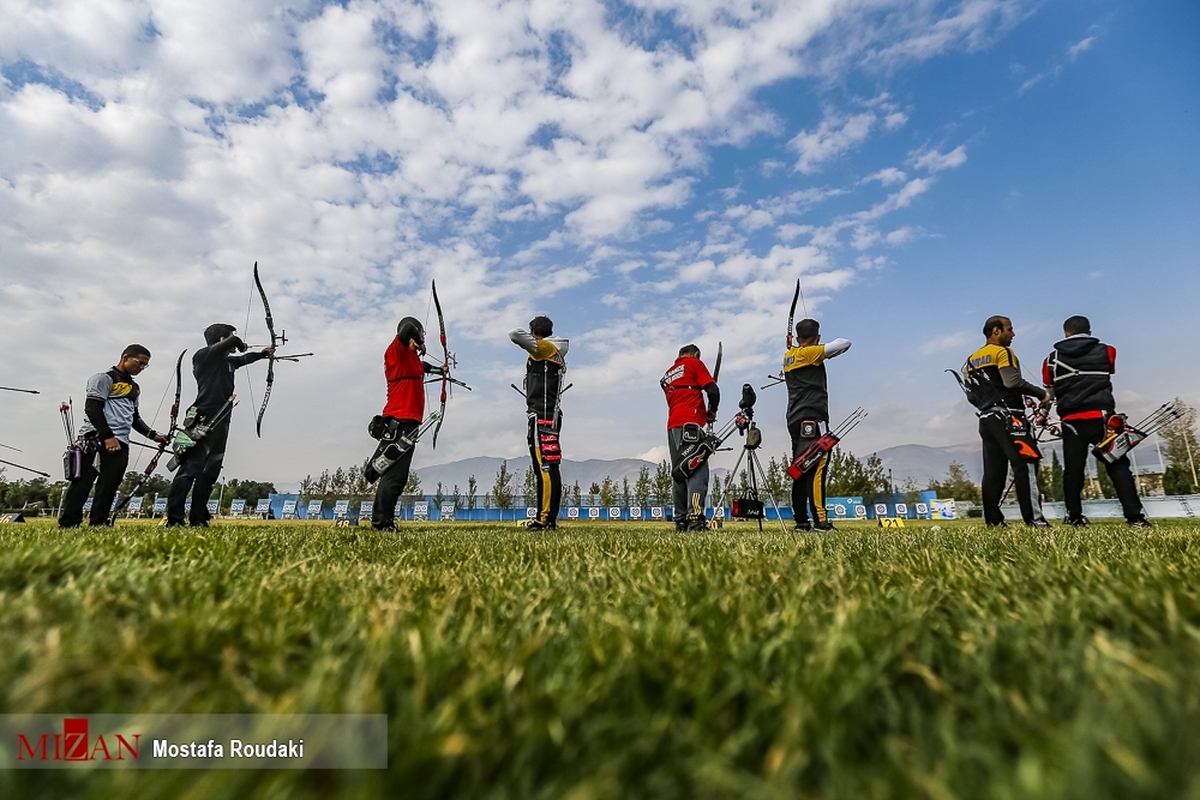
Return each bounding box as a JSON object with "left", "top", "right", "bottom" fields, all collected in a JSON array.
[
  {"left": 372, "top": 524, "right": 396, "bottom": 532},
  {"left": 794, "top": 521, "right": 812, "bottom": 532},
  {"left": 813, "top": 521, "right": 836, "bottom": 532},
  {"left": 526, "top": 520, "right": 556, "bottom": 531},
  {"left": 1065, "top": 516, "right": 1090, "bottom": 527},
  {"left": 189, "top": 520, "right": 209, "bottom": 528},
  {"left": 1128, "top": 517, "right": 1152, "bottom": 529},
  {"left": 986, "top": 521, "right": 1008, "bottom": 528},
  {"left": 164, "top": 519, "right": 185, "bottom": 528},
  {"left": 1026, "top": 520, "right": 1051, "bottom": 528},
  {"left": 686, "top": 518, "right": 709, "bottom": 532}
]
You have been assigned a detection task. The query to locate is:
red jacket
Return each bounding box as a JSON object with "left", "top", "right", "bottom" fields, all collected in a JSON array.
[
  {"left": 382, "top": 338, "right": 425, "bottom": 422},
  {"left": 661, "top": 356, "right": 715, "bottom": 429}
]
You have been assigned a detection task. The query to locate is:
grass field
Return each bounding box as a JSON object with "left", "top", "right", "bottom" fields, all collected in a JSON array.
[{"left": 2, "top": 518, "right": 1200, "bottom": 799}]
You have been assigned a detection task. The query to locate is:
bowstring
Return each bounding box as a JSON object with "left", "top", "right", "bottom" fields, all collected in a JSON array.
[
  {"left": 127, "top": 374, "right": 175, "bottom": 473},
  {"left": 242, "top": 280, "right": 258, "bottom": 421}
]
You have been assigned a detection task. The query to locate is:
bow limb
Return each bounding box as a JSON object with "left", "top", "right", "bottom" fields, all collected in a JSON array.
[
  {"left": 786, "top": 278, "right": 800, "bottom": 349},
  {"left": 253, "top": 262, "right": 278, "bottom": 437},
  {"left": 431, "top": 280, "right": 450, "bottom": 449}
]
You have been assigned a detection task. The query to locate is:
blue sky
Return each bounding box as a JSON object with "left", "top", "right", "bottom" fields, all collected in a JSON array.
[{"left": 1, "top": 0, "right": 1197, "bottom": 486}]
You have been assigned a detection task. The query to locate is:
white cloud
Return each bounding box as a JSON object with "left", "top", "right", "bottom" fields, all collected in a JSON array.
[
  {"left": 912, "top": 144, "right": 967, "bottom": 172},
  {"left": 1067, "top": 36, "right": 1095, "bottom": 60},
  {"left": 789, "top": 110, "right": 876, "bottom": 174},
  {"left": 0, "top": 0, "right": 1038, "bottom": 476}
]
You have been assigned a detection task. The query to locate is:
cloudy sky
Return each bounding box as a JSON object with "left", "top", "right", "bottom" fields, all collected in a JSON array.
[{"left": 2, "top": 0, "right": 1197, "bottom": 488}]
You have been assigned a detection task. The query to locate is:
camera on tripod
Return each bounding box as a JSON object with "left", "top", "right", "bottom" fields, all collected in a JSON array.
[
  {"left": 734, "top": 383, "right": 757, "bottom": 437},
  {"left": 730, "top": 383, "right": 770, "bottom": 522}
]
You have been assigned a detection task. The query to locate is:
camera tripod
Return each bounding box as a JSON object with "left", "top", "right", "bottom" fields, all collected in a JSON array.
[{"left": 726, "top": 388, "right": 788, "bottom": 533}]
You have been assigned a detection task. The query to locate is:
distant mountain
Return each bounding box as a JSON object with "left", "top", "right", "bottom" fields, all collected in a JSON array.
[
  {"left": 389, "top": 440, "right": 1077, "bottom": 499},
  {"left": 410, "top": 456, "right": 669, "bottom": 497},
  {"left": 874, "top": 439, "right": 1067, "bottom": 486}
]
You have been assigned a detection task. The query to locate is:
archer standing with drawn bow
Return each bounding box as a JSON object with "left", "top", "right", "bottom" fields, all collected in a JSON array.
[
  {"left": 511, "top": 316, "right": 568, "bottom": 531},
  {"left": 165, "top": 324, "right": 272, "bottom": 527},
  {"left": 662, "top": 344, "right": 720, "bottom": 531},
  {"left": 363, "top": 317, "right": 448, "bottom": 531},
  {"left": 783, "top": 319, "right": 851, "bottom": 532},
  {"left": 59, "top": 345, "right": 167, "bottom": 528}
]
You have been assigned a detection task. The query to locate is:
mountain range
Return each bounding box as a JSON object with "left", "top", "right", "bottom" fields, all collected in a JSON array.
[{"left": 404, "top": 443, "right": 1015, "bottom": 498}]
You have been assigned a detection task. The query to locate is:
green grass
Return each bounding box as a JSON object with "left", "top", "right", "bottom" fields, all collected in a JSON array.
[{"left": 3, "top": 518, "right": 1200, "bottom": 799}]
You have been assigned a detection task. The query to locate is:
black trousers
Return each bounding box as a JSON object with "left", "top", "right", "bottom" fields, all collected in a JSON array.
[
  {"left": 528, "top": 416, "right": 562, "bottom": 525},
  {"left": 979, "top": 412, "right": 1043, "bottom": 525},
  {"left": 667, "top": 426, "right": 709, "bottom": 524},
  {"left": 370, "top": 419, "right": 420, "bottom": 529},
  {"left": 59, "top": 443, "right": 129, "bottom": 527},
  {"left": 789, "top": 419, "right": 829, "bottom": 524},
  {"left": 1062, "top": 417, "right": 1145, "bottom": 522},
  {"left": 167, "top": 420, "right": 229, "bottom": 525}
]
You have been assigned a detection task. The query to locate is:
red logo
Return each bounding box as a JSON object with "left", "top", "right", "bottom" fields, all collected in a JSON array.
[{"left": 17, "top": 717, "right": 141, "bottom": 762}]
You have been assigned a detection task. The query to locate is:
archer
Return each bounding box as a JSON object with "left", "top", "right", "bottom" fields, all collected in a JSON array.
[
  {"left": 165, "top": 324, "right": 272, "bottom": 527},
  {"left": 59, "top": 345, "right": 168, "bottom": 528}
]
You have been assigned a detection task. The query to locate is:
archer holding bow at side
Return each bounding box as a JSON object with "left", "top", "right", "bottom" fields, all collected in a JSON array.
[
  {"left": 661, "top": 343, "right": 720, "bottom": 532},
  {"left": 165, "top": 324, "right": 273, "bottom": 527},
  {"left": 59, "top": 345, "right": 168, "bottom": 528}
]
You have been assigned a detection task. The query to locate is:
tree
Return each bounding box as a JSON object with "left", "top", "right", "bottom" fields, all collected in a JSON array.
[
  {"left": 467, "top": 475, "right": 478, "bottom": 509},
  {"left": 620, "top": 476, "right": 632, "bottom": 508},
  {"left": 634, "top": 466, "right": 652, "bottom": 507},
  {"left": 1038, "top": 451, "right": 1064, "bottom": 502},
  {"left": 926, "top": 462, "right": 981, "bottom": 504},
  {"left": 572, "top": 480, "right": 582, "bottom": 507},
  {"left": 434, "top": 482, "right": 445, "bottom": 508},
  {"left": 1160, "top": 399, "right": 1199, "bottom": 494},
  {"left": 404, "top": 470, "right": 421, "bottom": 496},
  {"left": 222, "top": 478, "right": 277, "bottom": 511},
  {"left": 825, "top": 448, "right": 891, "bottom": 503},
  {"left": 492, "top": 461, "right": 514, "bottom": 509},
  {"left": 652, "top": 460, "right": 672, "bottom": 505},
  {"left": 452, "top": 484, "right": 462, "bottom": 509},
  {"left": 763, "top": 456, "right": 788, "bottom": 504},
  {"left": 588, "top": 482, "right": 601, "bottom": 507},
  {"left": 1096, "top": 460, "right": 1117, "bottom": 499},
  {"left": 521, "top": 466, "right": 537, "bottom": 508},
  {"left": 599, "top": 476, "right": 617, "bottom": 507}
]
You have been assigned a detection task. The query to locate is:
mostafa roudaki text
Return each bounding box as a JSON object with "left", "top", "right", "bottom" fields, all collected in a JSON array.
[{"left": 152, "top": 739, "right": 304, "bottom": 759}]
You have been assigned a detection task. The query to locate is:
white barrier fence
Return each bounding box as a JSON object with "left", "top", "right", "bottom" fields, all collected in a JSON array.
[{"left": 1001, "top": 494, "right": 1200, "bottom": 521}]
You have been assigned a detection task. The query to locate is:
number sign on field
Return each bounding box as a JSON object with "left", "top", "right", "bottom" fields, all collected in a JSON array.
[
  {"left": 440, "top": 503, "right": 455, "bottom": 521},
  {"left": 306, "top": 500, "right": 323, "bottom": 518},
  {"left": 413, "top": 501, "right": 428, "bottom": 521},
  {"left": 229, "top": 498, "right": 246, "bottom": 515},
  {"left": 254, "top": 499, "right": 271, "bottom": 516}
]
